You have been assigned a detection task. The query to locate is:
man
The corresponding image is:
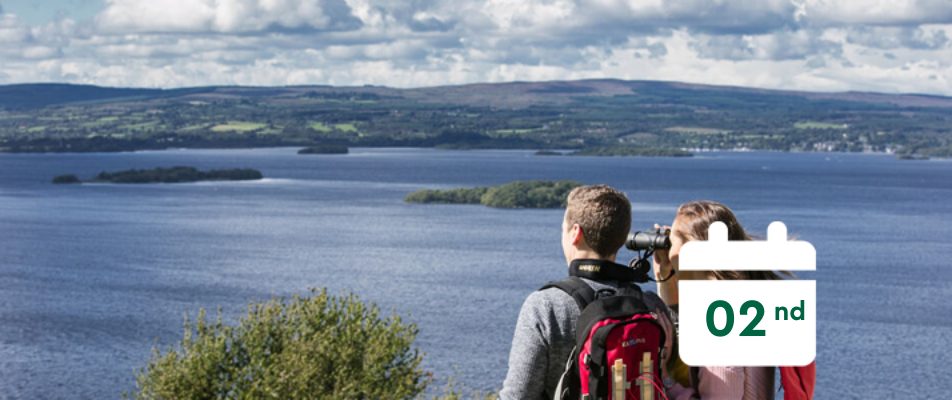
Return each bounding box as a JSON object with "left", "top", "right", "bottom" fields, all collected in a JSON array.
[{"left": 499, "top": 184, "right": 675, "bottom": 400}]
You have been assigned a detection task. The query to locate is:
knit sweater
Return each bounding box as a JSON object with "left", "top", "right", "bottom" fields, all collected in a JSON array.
[
  {"left": 499, "top": 278, "right": 676, "bottom": 400},
  {"left": 696, "top": 366, "right": 775, "bottom": 400}
]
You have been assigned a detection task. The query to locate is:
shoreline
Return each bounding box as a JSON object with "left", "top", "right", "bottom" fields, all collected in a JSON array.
[{"left": 0, "top": 145, "right": 921, "bottom": 158}]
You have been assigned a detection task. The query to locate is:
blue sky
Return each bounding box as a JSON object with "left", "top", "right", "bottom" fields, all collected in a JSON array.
[
  {"left": 1, "top": 0, "right": 101, "bottom": 24},
  {"left": 1, "top": 0, "right": 951, "bottom": 95}
]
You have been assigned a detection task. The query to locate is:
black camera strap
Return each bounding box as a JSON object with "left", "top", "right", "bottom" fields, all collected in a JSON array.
[{"left": 569, "top": 258, "right": 643, "bottom": 282}]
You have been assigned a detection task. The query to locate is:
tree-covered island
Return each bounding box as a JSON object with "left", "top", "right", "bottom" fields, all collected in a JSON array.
[
  {"left": 534, "top": 146, "right": 693, "bottom": 157},
  {"left": 52, "top": 174, "right": 81, "bottom": 184},
  {"left": 298, "top": 144, "right": 349, "bottom": 154},
  {"left": 570, "top": 146, "right": 693, "bottom": 157},
  {"left": 54, "top": 166, "right": 263, "bottom": 184},
  {"left": 405, "top": 180, "right": 582, "bottom": 208}
]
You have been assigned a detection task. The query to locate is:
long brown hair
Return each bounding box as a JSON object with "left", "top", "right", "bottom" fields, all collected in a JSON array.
[{"left": 674, "top": 200, "right": 785, "bottom": 280}]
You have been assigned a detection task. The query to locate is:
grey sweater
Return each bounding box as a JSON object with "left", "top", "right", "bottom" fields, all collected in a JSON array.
[{"left": 499, "top": 278, "right": 675, "bottom": 400}]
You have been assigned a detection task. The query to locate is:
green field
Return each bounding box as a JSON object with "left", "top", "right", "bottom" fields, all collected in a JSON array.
[
  {"left": 664, "top": 126, "right": 730, "bottom": 135},
  {"left": 309, "top": 122, "right": 333, "bottom": 133},
  {"left": 81, "top": 116, "right": 122, "bottom": 128},
  {"left": 180, "top": 124, "right": 209, "bottom": 131},
  {"left": 211, "top": 121, "right": 267, "bottom": 133},
  {"left": 794, "top": 121, "right": 848, "bottom": 130},
  {"left": 334, "top": 122, "right": 358, "bottom": 132},
  {"left": 120, "top": 121, "right": 160, "bottom": 131},
  {"left": 309, "top": 122, "right": 358, "bottom": 134},
  {"left": 493, "top": 128, "right": 542, "bottom": 134}
]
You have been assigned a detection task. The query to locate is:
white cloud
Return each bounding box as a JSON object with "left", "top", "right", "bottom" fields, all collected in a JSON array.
[
  {"left": 95, "top": 0, "right": 360, "bottom": 33},
  {"left": 692, "top": 29, "right": 842, "bottom": 61},
  {"left": 797, "top": 0, "right": 952, "bottom": 26},
  {"left": 0, "top": 14, "right": 31, "bottom": 43},
  {"left": 0, "top": 0, "right": 950, "bottom": 96},
  {"left": 846, "top": 26, "right": 949, "bottom": 49}
]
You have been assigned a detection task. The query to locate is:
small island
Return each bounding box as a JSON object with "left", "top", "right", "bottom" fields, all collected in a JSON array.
[
  {"left": 895, "top": 146, "right": 952, "bottom": 160},
  {"left": 570, "top": 146, "right": 693, "bottom": 157},
  {"left": 534, "top": 150, "right": 564, "bottom": 156},
  {"left": 52, "top": 174, "right": 81, "bottom": 184},
  {"left": 298, "top": 144, "right": 349, "bottom": 155},
  {"left": 70, "top": 166, "right": 264, "bottom": 184},
  {"left": 405, "top": 180, "right": 582, "bottom": 209}
]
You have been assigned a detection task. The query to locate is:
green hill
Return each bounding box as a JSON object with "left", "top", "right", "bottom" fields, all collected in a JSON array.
[{"left": 3, "top": 79, "right": 951, "bottom": 157}]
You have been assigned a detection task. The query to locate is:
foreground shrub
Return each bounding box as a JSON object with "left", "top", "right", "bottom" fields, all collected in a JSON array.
[{"left": 129, "top": 289, "right": 428, "bottom": 400}]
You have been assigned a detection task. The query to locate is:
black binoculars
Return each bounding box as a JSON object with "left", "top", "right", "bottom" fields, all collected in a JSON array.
[{"left": 625, "top": 227, "right": 671, "bottom": 251}]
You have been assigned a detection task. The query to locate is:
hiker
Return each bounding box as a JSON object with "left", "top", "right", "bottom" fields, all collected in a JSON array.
[
  {"left": 499, "top": 184, "right": 676, "bottom": 400},
  {"left": 653, "top": 200, "right": 814, "bottom": 399}
]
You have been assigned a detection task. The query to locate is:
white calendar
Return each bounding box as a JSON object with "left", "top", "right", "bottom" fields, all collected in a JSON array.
[{"left": 678, "top": 221, "right": 816, "bottom": 366}]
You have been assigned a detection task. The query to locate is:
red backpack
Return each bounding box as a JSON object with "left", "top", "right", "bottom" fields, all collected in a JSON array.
[
  {"left": 779, "top": 362, "right": 816, "bottom": 400},
  {"left": 545, "top": 277, "right": 667, "bottom": 400}
]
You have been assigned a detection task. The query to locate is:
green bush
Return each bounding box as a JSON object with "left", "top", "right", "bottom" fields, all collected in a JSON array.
[{"left": 129, "top": 289, "right": 428, "bottom": 400}]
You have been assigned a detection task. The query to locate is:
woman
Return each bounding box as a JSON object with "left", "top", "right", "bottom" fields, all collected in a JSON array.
[{"left": 654, "top": 200, "right": 784, "bottom": 400}]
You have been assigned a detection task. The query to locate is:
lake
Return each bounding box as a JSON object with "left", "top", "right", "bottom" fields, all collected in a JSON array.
[{"left": 1, "top": 148, "right": 950, "bottom": 399}]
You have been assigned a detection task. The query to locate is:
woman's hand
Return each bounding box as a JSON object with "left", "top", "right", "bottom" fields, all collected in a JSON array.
[
  {"left": 653, "top": 223, "right": 679, "bottom": 306},
  {"left": 652, "top": 224, "right": 674, "bottom": 281}
]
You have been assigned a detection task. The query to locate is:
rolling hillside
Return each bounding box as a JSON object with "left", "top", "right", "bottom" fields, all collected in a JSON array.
[{"left": 1, "top": 79, "right": 950, "bottom": 157}]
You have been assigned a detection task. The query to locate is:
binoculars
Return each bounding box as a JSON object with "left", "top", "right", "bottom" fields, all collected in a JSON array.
[{"left": 626, "top": 226, "right": 671, "bottom": 251}]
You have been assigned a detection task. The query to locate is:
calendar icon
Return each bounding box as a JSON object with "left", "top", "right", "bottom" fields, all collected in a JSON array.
[{"left": 678, "top": 221, "right": 816, "bottom": 366}]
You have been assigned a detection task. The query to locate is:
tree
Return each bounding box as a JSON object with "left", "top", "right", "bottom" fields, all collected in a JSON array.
[{"left": 129, "top": 289, "right": 428, "bottom": 400}]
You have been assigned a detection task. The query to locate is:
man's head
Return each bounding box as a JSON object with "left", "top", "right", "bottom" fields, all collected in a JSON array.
[{"left": 561, "top": 184, "right": 631, "bottom": 264}]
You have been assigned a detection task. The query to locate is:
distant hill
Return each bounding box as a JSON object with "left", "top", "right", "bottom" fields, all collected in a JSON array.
[
  {"left": 3, "top": 80, "right": 951, "bottom": 110},
  {"left": 0, "top": 83, "right": 228, "bottom": 109},
  {"left": 0, "top": 84, "right": 155, "bottom": 109},
  {"left": 1, "top": 79, "right": 951, "bottom": 157}
]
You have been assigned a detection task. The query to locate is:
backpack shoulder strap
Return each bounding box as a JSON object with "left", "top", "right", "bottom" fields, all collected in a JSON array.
[
  {"left": 690, "top": 366, "right": 701, "bottom": 394},
  {"left": 540, "top": 277, "right": 596, "bottom": 311}
]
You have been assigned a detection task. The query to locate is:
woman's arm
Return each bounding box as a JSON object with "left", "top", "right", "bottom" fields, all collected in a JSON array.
[{"left": 653, "top": 248, "right": 679, "bottom": 306}]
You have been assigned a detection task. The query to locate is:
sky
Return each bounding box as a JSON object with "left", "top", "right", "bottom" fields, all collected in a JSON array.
[{"left": 1, "top": 0, "right": 951, "bottom": 94}]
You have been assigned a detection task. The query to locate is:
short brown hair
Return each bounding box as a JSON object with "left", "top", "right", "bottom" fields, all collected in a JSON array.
[{"left": 565, "top": 185, "right": 631, "bottom": 256}]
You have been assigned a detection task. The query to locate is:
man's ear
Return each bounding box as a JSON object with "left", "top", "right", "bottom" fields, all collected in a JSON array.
[{"left": 571, "top": 224, "right": 584, "bottom": 245}]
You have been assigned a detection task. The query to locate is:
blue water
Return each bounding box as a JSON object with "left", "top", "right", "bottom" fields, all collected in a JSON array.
[{"left": 0, "top": 148, "right": 949, "bottom": 399}]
